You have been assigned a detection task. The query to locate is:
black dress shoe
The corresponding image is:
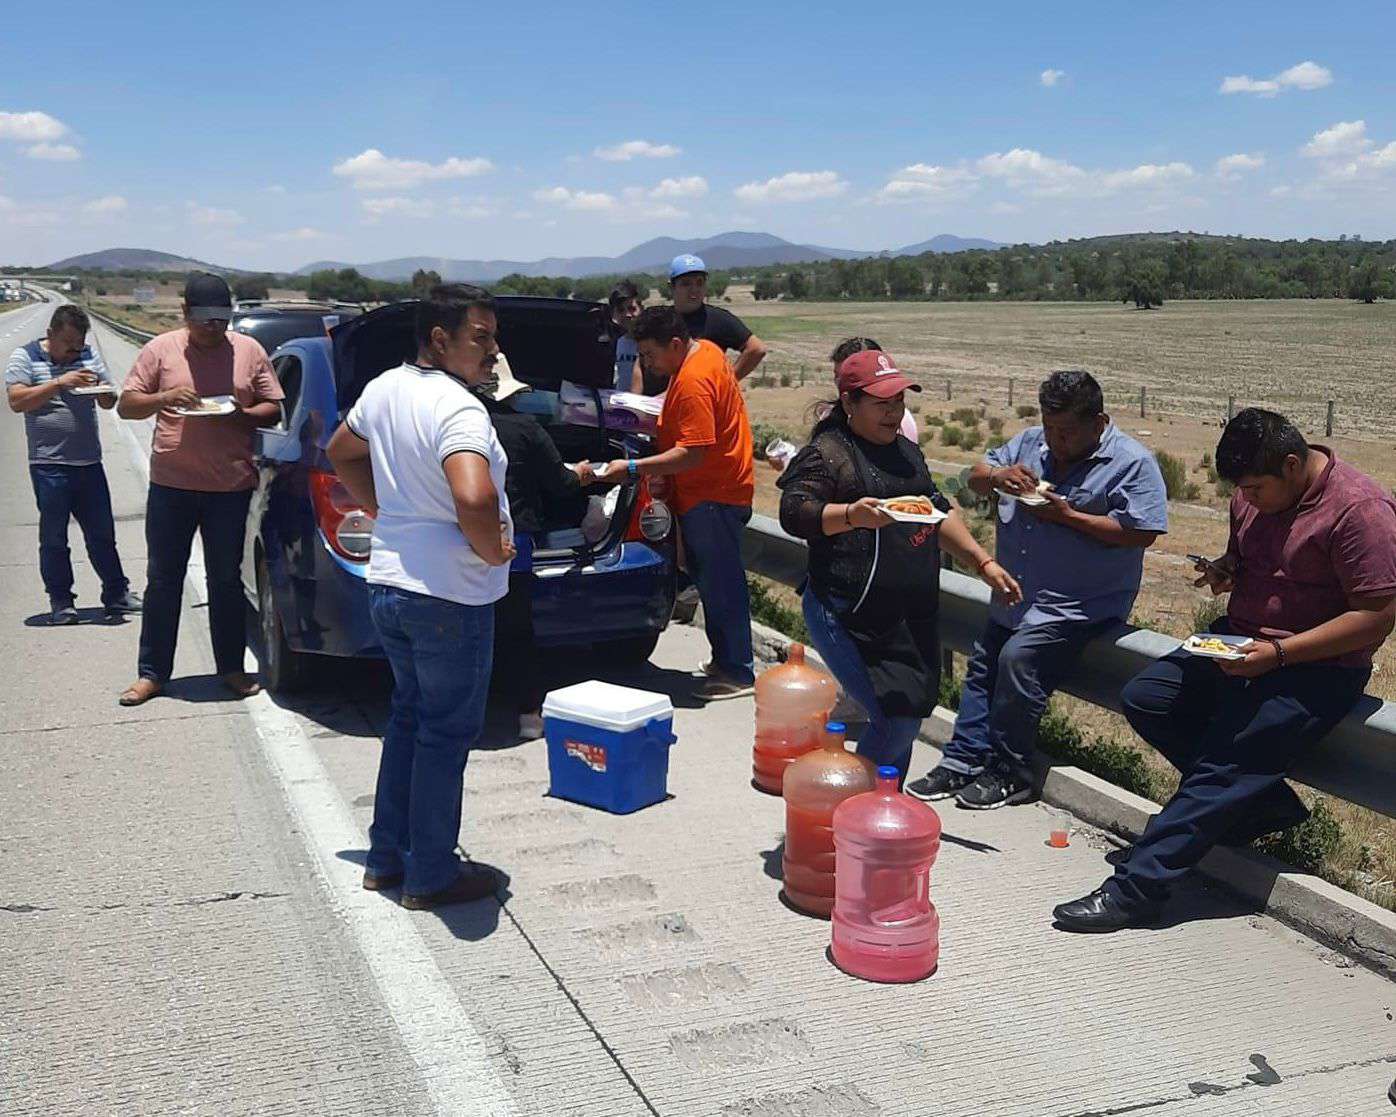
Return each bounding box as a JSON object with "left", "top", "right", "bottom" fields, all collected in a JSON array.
[
  {"left": 1053, "top": 888, "right": 1159, "bottom": 933},
  {"left": 1103, "top": 846, "right": 1130, "bottom": 867}
]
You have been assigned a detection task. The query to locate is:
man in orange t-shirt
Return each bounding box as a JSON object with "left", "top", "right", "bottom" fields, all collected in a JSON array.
[{"left": 605, "top": 306, "right": 755, "bottom": 700}]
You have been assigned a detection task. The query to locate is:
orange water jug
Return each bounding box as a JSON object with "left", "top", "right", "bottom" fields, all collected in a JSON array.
[
  {"left": 781, "top": 722, "right": 877, "bottom": 917},
  {"left": 831, "top": 766, "right": 942, "bottom": 983},
  {"left": 753, "top": 643, "right": 838, "bottom": 795}
]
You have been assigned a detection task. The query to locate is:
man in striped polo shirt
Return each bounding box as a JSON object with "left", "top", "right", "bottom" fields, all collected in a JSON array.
[{"left": 5, "top": 304, "right": 141, "bottom": 624}]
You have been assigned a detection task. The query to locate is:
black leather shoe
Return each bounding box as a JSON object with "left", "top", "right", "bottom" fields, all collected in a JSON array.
[
  {"left": 1103, "top": 846, "right": 1130, "bottom": 868},
  {"left": 1052, "top": 888, "right": 1159, "bottom": 933},
  {"left": 362, "top": 870, "right": 404, "bottom": 892},
  {"left": 401, "top": 865, "right": 498, "bottom": 910}
]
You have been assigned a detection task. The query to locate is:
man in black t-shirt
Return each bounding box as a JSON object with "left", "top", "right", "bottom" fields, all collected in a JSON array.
[{"left": 667, "top": 254, "right": 767, "bottom": 381}]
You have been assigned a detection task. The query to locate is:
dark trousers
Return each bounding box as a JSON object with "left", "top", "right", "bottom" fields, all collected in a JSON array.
[
  {"left": 137, "top": 483, "right": 253, "bottom": 682},
  {"left": 29, "top": 463, "right": 129, "bottom": 608},
  {"left": 493, "top": 571, "right": 543, "bottom": 715},
  {"left": 1109, "top": 634, "right": 1368, "bottom": 907},
  {"left": 367, "top": 584, "right": 494, "bottom": 895},
  {"left": 679, "top": 501, "right": 755, "bottom": 684},
  {"left": 940, "top": 619, "right": 1110, "bottom": 772}
]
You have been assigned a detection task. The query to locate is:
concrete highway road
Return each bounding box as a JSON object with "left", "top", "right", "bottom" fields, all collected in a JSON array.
[{"left": 1, "top": 298, "right": 1393, "bottom": 1116}]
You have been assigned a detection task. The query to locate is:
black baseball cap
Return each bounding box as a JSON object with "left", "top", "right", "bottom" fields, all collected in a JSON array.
[{"left": 184, "top": 272, "right": 233, "bottom": 322}]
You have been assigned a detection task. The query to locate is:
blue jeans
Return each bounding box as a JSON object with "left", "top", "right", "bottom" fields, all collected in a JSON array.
[
  {"left": 940, "top": 619, "right": 1110, "bottom": 774},
  {"left": 802, "top": 591, "right": 923, "bottom": 783},
  {"left": 1110, "top": 639, "right": 1367, "bottom": 907},
  {"left": 137, "top": 484, "right": 252, "bottom": 681},
  {"left": 680, "top": 501, "right": 754, "bottom": 684},
  {"left": 367, "top": 584, "right": 494, "bottom": 895},
  {"left": 29, "top": 463, "right": 129, "bottom": 608}
]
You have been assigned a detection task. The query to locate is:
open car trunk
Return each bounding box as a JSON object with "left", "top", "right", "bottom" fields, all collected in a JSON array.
[{"left": 330, "top": 297, "right": 647, "bottom": 562}]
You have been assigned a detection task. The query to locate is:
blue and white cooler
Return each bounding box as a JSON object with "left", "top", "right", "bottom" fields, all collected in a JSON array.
[{"left": 541, "top": 681, "right": 677, "bottom": 814}]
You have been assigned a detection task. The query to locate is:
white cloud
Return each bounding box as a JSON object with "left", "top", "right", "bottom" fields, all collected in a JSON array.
[
  {"left": 0, "top": 110, "right": 68, "bottom": 142},
  {"left": 1099, "top": 161, "right": 1194, "bottom": 190},
  {"left": 1040, "top": 69, "right": 1065, "bottom": 88},
  {"left": 25, "top": 142, "right": 80, "bottom": 161},
  {"left": 360, "top": 196, "right": 436, "bottom": 219},
  {"left": 1215, "top": 152, "right": 1265, "bottom": 178},
  {"left": 82, "top": 195, "right": 127, "bottom": 215},
  {"left": 734, "top": 170, "right": 847, "bottom": 203},
  {"left": 1276, "top": 61, "right": 1333, "bottom": 91},
  {"left": 332, "top": 148, "right": 494, "bottom": 191},
  {"left": 534, "top": 186, "right": 617, "bottom": 212},
  {"left": 446, "top": 196, "right": 500, "bottom": 220},
  {"left": 976, "top": 148, "right": 1089, "bottom": 195},
  {"left": 186, "top": 202, "right": 244, "bottom": 226},
  {"left": 1303, "top": 120, "right": 1369, "bottom": 158},
  {"left": 1220, "top": 59, "right": 1332, "bottom": 96},
  {"left": 650, "top": 175, "right": 708, "bottom": 199},
  {"left": 875, "top": 163, "right": 977, "bottom": 203},
  {"left": 534, "top": 184, "right": 689, "bottom": 222},
  {"left": 593, "top": 139, "right": 680, "bottom": 162},
  {"left": 268, "top": 227, "right": 328, "bottom": 242}
]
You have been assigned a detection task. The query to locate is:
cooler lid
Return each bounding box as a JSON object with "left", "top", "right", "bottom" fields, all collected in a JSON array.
[{"left": 542, "top": 681, "right": 674, "bottom": 732}]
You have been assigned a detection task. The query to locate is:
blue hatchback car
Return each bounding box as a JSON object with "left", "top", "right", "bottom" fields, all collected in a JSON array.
[{"left": 240, "top": 296, "right": 677, "bottom": 691}]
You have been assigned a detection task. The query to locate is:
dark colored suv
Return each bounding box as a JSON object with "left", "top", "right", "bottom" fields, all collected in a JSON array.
[{"left": 230, "top": 301, "right": 363, "bottom": 356}]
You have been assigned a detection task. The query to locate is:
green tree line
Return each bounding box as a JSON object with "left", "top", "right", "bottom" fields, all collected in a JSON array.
[{"left": 748, "top": 234, "right": 1396, "bottom": 307}]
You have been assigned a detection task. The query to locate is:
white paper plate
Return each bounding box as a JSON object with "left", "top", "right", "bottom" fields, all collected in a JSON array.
[
  {"left": 70, "top": 385, "right": 115, "bottom": 396},
  {"left": 1008, "top": 481, "right": 1054, "bottom": 506},
  {"left": 173, "top": 395, "right": 236, "bottom": 417},
  {"left": 879, "top": 498, "right": 948, "bottom": 525},
  {"left": 1183, "top": 634, "right": 1254, "bottom": 661}
]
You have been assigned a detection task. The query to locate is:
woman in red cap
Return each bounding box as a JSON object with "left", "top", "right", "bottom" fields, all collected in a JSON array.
[{"left": 777, "top": 349, "right": 1021, "bottom": 782}]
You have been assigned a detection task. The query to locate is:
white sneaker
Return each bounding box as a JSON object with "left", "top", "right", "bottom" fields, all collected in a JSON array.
[{"left": 518, "top": 713, "right": 545, "bottom": 740}]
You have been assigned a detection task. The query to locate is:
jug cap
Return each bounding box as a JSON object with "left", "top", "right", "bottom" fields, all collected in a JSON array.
[
  {"left": 826, "top": 721, "right": 846, "bottom": 734},
  {"left": 877, "top": 765, "right": 899, "bottom": 779}
]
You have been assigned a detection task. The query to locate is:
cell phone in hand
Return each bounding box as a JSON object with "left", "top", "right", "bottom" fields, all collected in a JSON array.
[{"left": 1187, "top": 554, "right": 1226, "bottom": 576}]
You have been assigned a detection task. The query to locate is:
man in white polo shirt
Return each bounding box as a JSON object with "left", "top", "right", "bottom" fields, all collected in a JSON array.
[{"left": 328, "top": 283, "right": 514, "bottom": 911}]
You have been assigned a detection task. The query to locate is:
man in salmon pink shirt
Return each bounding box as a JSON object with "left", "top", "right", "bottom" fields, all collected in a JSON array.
[
  {"left": 116, "top": 272, "right": 284, "bottom": 707},
  {"left": 605, "top": 305, "right": 756, "bottom": 702},
  {"left": 1055, "top": 408, "right": 1396, "bottom": 932}
]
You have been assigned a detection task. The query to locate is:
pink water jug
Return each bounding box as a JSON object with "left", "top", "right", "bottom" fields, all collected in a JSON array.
[
  {"left": 831, "top": 765, "right": 942, "bottom": 983},
  {"left": 753, "top": 643, "right": 838, "bottom": 795}
]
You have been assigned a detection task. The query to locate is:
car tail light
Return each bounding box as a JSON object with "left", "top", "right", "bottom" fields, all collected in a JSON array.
[
  {"left": 310, "top": 469, "right": 375, "bottom": 561},
  {"left": 625, "top": 477, "right": 673, "bottom": 543}
]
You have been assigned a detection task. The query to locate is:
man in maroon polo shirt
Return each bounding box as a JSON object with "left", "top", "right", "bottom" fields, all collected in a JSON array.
[{"left": 1054, "top": 408, "right": 1396, "bottom": 932}]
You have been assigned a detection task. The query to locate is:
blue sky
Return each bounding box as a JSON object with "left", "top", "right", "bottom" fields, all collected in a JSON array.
[{"left": 2, "top": 0, "right": 1393, "bottom": 270}]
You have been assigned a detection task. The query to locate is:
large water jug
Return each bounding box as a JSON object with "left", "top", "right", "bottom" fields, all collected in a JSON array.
[
  {"left": 781, "top": 723, "right": 877, "bottom": 917},
  {"left": 831, "top": 766, "right": 942, "bottom": 983},
  {"left": 753, "top": 644, "right": 838, "bottom": 795}
]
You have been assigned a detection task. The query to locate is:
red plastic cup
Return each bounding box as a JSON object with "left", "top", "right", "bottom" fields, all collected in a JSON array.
[{"left": 1048, "top": 829, "right": 1070, "bottom": 849}]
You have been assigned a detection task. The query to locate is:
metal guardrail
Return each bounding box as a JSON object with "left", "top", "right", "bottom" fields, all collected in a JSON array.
[
  {"left": 742, "top": 514, "right": 1396, "bottom": 820},
  {"left": 85, "top": 305, "right": 156, "bottom": 346}
]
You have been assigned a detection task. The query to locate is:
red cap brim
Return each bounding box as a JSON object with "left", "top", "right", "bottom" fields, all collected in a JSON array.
[{"left": 860, "top": 375, "right": 921, "bottom": 398}]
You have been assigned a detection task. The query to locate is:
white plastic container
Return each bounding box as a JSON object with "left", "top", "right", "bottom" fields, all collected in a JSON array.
[{"left": 542, "top": 681, "right": 677, "bottom": 813}]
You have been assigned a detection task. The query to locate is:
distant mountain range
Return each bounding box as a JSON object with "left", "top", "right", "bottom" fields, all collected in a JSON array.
[
  {"left": 48, "top": 247, "right": 241, "bottom": 274},
  {"left": 294, "top": 231, "right": 1006, "bottom": 282},
  {"left": 45, "top": 231, "right": 1005, "bottom": 281}
]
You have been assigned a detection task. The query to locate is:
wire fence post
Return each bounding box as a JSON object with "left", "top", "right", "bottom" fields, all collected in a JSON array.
[
  {"left": 945, "top": 378, "right": 952, "bottom": 402},
  {"left": 799, "top": 365, "right": 805, "bottom": 387},
  {"left": 1140, "top": 386, "right": 1147, "bottom": 419},
  {"left": 1327, "top": 400, "right": 1335, "bottom": 438},
  {"left": 1008, "top": 378, "right": 1014, "bottom": 408}
]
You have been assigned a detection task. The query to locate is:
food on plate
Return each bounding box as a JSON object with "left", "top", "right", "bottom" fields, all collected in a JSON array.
[
  {"left": 881, "top": 495, "right": 938, "bottom": 516},
  {"left": 1187, "top": 636, "right": 1250, "bottom": 655}
]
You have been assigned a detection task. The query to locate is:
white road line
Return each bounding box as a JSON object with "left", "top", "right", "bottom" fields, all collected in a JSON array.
[{"left": 92, "top": 319, "right": 521, "bottom": 1117}]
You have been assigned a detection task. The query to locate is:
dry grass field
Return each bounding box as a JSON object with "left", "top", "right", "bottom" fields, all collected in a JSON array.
[{"left": 734, "top": 293, "right": 1396, "bottom": 910}]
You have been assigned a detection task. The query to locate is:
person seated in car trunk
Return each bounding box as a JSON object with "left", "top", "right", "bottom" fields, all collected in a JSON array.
[{"left": 472, "top": 354, "right": 595, "bottom": 741}]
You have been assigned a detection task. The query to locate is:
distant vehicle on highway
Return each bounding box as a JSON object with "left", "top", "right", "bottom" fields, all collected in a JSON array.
[{"left": 240, "top": 296, "right": 677, "bottom": 691}]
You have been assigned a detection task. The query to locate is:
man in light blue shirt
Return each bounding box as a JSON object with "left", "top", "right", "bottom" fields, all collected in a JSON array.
[
  {"left": 6, "top": 304, "right": 141, "bottom": 624},
  {"left": 907, "top": 370, "right": 1168, "bottom": 809}
]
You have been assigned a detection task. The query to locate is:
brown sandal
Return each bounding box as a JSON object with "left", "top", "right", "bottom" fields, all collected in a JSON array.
[{"left": 119, "top": 678, "right": 162, "bottom": 707}]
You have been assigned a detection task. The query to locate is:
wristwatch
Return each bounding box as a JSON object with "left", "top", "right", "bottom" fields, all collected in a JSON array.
[{"left": 627, "top": 459, "right": 640, "bottom": 479}]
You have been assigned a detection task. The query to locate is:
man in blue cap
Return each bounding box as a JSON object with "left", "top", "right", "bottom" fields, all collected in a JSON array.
[{"left": 668, "top": 254, "right": 767, "bottom": 382}]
